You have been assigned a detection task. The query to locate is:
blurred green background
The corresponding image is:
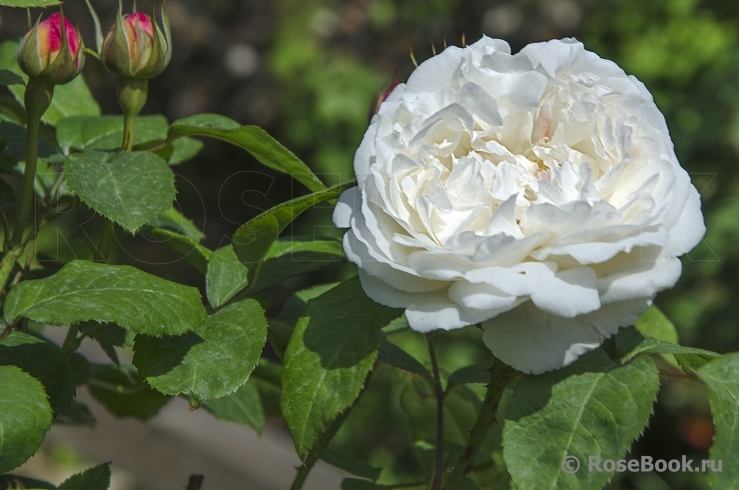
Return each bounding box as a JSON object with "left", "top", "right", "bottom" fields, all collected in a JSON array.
[{"left": 3, "top": 0, "right": 739, "bottom": 488}]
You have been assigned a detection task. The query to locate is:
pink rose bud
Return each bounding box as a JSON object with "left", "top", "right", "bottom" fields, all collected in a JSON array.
[
  {"left": 101, "top": 4, "right": 172, "bottom": 80},
  {"left": 369, "top": 78, "right": 400, "bottom": 120},
  {"left": 17, "top": 11, "right": 85, "bottom": 85}
]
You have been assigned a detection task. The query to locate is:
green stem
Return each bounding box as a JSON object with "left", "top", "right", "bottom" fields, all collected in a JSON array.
[
  {"left": 443, "top": 360, "right": 517, "bottom": 490},
  {"left": 11, "top": 80, "right": 53, "bottom": 247},
  {"left": 117, "top": 77, "right": 148, "bottom": 151},
  {"left": 60, "top": 325, "right": 80, "bottom": 357},
  {"left": 0, "top": 246, "right": 24, "bottom": 298},
  {"left": 11, "top": 238, "right": 35, "bottom": 288},
  {"left": 87, "top": 377, "right": 148, "bottom": 395},
  {"left": 0, "top": 323, "right": 11, "bottom": 343},
  {"left": 426, "top": 333, "right": 445, "bottom": 490},
  {"left": 659, "top": 368, "right": 698, "bottom": 380},
  {"left": 122, "top": 112, "right": 135, "bottom": 152},
  {"left": 98, "top": 219, "right": 115, "bottom": 262}
]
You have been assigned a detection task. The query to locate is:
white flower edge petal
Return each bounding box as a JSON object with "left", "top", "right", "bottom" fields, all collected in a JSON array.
[
  {"left": 357, "top": 270, "right": 511, "bottom": 332},
  {"left": 482, "top": 298, "right": 650, "bottom": 374},
  {"left": 333, "top": 187, "right": 359, "bottom": 229}
]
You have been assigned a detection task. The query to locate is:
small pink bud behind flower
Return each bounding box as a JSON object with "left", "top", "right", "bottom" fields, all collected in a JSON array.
[
  {"left": 17, "top": 12, "right": 85, "bottom": 85},
  {"left": 369, "top": 78, "right": 400, "bottom": 121},
  {"left": 101, "top": 3, "right": 172, "bottom": 80}
]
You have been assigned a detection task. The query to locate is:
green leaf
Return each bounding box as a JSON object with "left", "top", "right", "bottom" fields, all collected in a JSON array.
[
  {"left": 58, "top": 463, "right": 111, "bottom": 490},
  {"left": 281, "top": 276, "right": 402, "bottom": 460},
  {"left": 202, "top": 381, "right": 264, "bottom": 433},
  {"left": 142, "top": 227, "right": 211, "bottom": 273},
  {"left": 277, "top": 283, "right": 340, "bottom": 326},
  {"left": 206, "top": 245, "right": 249, "bottom": 309},
  {"left": 0, "top": 475, "right": 55, "bottom": 489},
  {"left": 378, "top": 339, "right": 431, "bottom": 379},
  {"left": 169, "top": 114, "right": 327, "bottom": 192},
  {"left": 4, "top": 260, "right": 208, "bottom": 337},
  {"left": 146, "top": 207, "right": 204, "bottom": 242},
  {"left": 633, "top": 306, "right": 680, "bottom": 366},
  {"left": 0, "top": 69, "right": 24, "bottom": 86},
  {"left": 56, "top": 116, "right": 169, "bottom": 154},
  {"left": 70, "top": 353, "right": 90, "bottom": 386},
  {"left": 0, "top": 331, "right": 76, "bottom": 416},
  {"left": 695, "top": 353, "right": 739, "bottom": 488},
  {"left": 0, "top": 365, "right": 53, "bottom": 474},
  {"left": 0, "top": 0, "right": 60, "bottom": 6},
  {"left": 233, "top": 182, "right": 353, "bottom": 281},
  {"left": 446, "top": 363, "right": 491, "bottom": 391},
  {"left": 64, "top": 151, "right": 175, "bottom": 233},
  {"left": 54, "top": 400, "right": 96, "bottom": 428},
  {"left": 87, "top": 364, "right": 170, "bottom": 420},
  {"left": 133, "top": 299, "right": 268, "bottom": 400},
  {"left": 253, "top": 239, "right": 344, "bottom": 292},
  {"left": 207, "top": 240, "right": 343, "bottom": 308},
  {"left": 615, "top": 327, "right": 719, "bottom": 369},
  {"left": 634, "top": 305, "right": 678, "bottom": 343},
  {"left": 322, "top": 448, "right": 382, "bottom": 481},
  {"left": 501, "top": 349, "right": 660, "bottom": 490},
  {"left": 152, "top": 137, "right": 204, "bottom": 166},
  {"left": 412, "top": 439, "right": 490, "bottom": 481},
  {"left": 0, "top": 120, "right": 58, "bottom": 161},
  {"left": 0, "top": 41, "right": 100, "bottom": 125},
  {"left": 341, "top": 479, "right": 392, "bottom": 490}
]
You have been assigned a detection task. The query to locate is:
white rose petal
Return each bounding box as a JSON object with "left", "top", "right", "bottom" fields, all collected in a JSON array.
[{"left": 334, "top": 36, "right": 706, "bottom": 374}]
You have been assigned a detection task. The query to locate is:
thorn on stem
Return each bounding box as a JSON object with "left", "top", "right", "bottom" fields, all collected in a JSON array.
[
  {"left": 431, "top": 41, "right": 437, "bottom": 56},
  {"left": 409, "top": 46, "right": 418, "bottom": 67}
]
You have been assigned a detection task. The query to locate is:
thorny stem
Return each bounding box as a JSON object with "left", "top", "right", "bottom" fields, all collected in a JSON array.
[
  {"left": 426, "top": 333, "right": 445, "bottom": 490},
  {"left": 443, "top": 359, "right": 518, "bottom": 490}
]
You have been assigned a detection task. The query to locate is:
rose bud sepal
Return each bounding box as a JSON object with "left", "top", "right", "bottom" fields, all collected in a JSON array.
[{"left": 134, "top": 2, "right": 172, "bottom": 80}]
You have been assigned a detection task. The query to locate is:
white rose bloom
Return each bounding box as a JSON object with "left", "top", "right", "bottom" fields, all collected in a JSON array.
[{"left": 333, "top": 37, "right": 705, "bottom": 374}]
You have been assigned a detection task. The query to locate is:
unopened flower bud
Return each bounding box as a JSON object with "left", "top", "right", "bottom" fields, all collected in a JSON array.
[
  {"left": 101, "top": 3, "right": 172, "bottom": 80},
  {"left": 17, "top": 11, "right": 85, "bottom": 85}
]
